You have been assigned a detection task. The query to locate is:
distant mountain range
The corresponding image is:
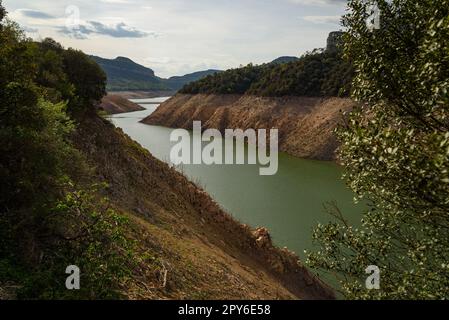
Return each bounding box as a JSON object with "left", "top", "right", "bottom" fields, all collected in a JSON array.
[
  {"left": 90, "top": 55, "right": 221, "bottom": 92},
  {"left": 90, "top": 55, "right": 300, "bottom": 92}
]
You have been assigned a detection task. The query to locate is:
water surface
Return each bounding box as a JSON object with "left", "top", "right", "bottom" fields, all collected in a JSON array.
[{"left": 109, "top": 97, "right": 362, "bottom": 258}]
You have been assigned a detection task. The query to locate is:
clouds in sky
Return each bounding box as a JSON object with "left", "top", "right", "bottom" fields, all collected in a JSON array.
[
  {"left": 59, "top": 21, "right": 156, "bottom": 39},
  {"left": 303, "top": 15, "right": 341, "bottom": 25},
  {"left": 15, "top": 8, "right": 55, "bottom": 19},
  {"left": 4, "top": 0, "right": 347, "bottom": 77}
]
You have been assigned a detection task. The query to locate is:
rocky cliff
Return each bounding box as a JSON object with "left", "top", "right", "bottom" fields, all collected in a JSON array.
[{"left": 142, "top": 94, "right": 355, "bottom": 160}]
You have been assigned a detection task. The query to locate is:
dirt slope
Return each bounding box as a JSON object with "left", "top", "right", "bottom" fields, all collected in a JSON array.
[
  {"left": 99, "top": 94, "right": 145, "bottom": 114},
  {"left": 142, "top": 94, "right": 355, "bottom": 160},
  {"left": 109, "top": 91, "right": 176, "bottom": 99},
  {"left": 73, "top": 114, "right": 335, "bottom": 300}
]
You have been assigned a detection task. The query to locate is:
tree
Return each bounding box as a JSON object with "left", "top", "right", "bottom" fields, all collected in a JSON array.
[{"left": 307, "top": 0, "right": 449, "bottom": 299}]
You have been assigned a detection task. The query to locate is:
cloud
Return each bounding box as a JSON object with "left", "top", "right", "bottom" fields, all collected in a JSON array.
[
  {"left": 288, "top": 0, "right": 346, "bottom": 6},
  {"left": 16, "top": 9, "right": 55, "bottom": 19},
  {"left": 144, "top": 57, "right": 173, "bottom": 64},
  {"left": 303, "top": 15, "right": 341, "bottom": 25},
  {"left": 58, "top": 21, "right": 157, "bottom": 39}
]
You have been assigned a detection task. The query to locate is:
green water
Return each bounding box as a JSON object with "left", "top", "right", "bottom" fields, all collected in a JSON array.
[{"left": 109, "top": 97, "right": 362, "bottom": 258}]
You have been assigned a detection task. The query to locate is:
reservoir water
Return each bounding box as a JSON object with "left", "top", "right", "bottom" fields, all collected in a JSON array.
[{"left": 109, "top": 97, "right": 362, "bottom": 259}]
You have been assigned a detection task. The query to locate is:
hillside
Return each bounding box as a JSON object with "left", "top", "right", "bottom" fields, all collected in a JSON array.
[
  {"left": 179, "top": 32, "right": 351, "bottom": 97},
  {"left": 90, "top": 56, "right": 166, "bottom": 91},
  {"left": 0, "top": 5, "right": 334, "bottom": 299},
  {"left": 147, "top": 33, "right": 354, "bottom": 161},
  {"left": 180, "top": 50, "right": 353, "bottom": 97},
  {"left": 165, "top": 69, "right": 221, "bottom": 91},
  {"left": 99, "top": 94, "right": 145, "bottom": 114},
  {"left": 142, "top": 94, "right": 355, "bottom": 160},
  {"left": 90, "top": 55, "right": 220, "bottom": 92},
  {"left": 72, "top": 113, "right": 335, "bottom": 299}
]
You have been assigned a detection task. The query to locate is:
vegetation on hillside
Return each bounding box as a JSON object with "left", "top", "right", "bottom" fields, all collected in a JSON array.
[
  {"left": 0, "top": 3, "right": 139, "bottom": 299},
  {"left": 90, "top": 56, "right": 167, "bottom": 92},
  {"left": 180, "top": 50, "right": 353, "bottom": 97},
  {"left": 307, "top": 0, "right": 449, "bottom": 299},
  {"left": 90, "top": 55, "right": 220, "bottom": 92}
]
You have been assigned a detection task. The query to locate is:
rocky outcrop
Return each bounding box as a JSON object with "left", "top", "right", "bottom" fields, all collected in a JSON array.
[
  {"left": 98, "top": 94, "right": 145, "bottom": 114},
  {"left": 142, "top": 94, "right": 355, "bottom": 160}
]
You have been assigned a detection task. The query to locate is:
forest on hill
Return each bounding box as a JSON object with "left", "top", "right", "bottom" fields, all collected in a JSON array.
[
  {"left": 180, "top": 49, "right": 353, "bottom": 97},
  {"left": 90, "top": 55, "right": 220, "bottom": 92}
]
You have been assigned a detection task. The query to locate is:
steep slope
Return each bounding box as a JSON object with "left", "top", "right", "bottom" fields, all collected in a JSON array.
[
  {"left": 142, "top": 94, "right": 355, "bottom": 160},
  {"left": 99, "top": 94, "right": 145, "bottom": 114},
  {"left": 73, "top": 114, "right": 335, "bottom": 299}
]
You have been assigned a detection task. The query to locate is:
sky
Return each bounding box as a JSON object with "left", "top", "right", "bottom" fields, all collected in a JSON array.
[{"left": 3, "top": 0, "right": 348, "bottom": 78}]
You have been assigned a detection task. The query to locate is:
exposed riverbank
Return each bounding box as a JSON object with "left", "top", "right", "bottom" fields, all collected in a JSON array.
[
  {"left": 77, "top": 100, "right": 336, "bottom": 299},
  {"left": 142, "top": 94, "right": 355, "bottom": 160},
  {"left": 99, "top": 94, "right": 145, "bottom": 114}
]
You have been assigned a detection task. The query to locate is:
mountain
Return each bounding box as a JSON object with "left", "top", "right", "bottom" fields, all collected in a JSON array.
[
  {"left": 180, "top": 51, "right": 352, "bottom": 97},
  {"left": 165, "top": 69, "right": 221, "bottom": 91},
  {"left": 90, "top": 56, "right": 166, "bottom": 91},
  {"left": 270, "top": 56, "right": 299, "bottom": 64},
  {"left": 90, "top": 55, "right": 221, "bottom": 92}
]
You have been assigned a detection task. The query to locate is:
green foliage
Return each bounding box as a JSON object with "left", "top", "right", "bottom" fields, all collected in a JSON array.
[
  {"left": 0, "top": 21, "right": 74, "bottom": 210},
  {"left": 90, "top": 55, "right": 168, "bottom": 92},
  {"left": 307, "top": 0, "right": 449, "bottom": 299},
  {"left": 33, "top": 39, "right": 74, "bottom": 103},
  {"left": 17, "top": 185, "right": 136, "bottom": 299},
  {"left": 0, "top": 3, "right": 136, "bottom": 299},
  {"left": 180, "top": 50, "right": 353, "bottom": 97}
]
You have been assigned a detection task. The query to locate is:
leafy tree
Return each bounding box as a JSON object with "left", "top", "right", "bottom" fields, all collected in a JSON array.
[{"left": 307, "top": 0, "right": 449, "bottom": 299}]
